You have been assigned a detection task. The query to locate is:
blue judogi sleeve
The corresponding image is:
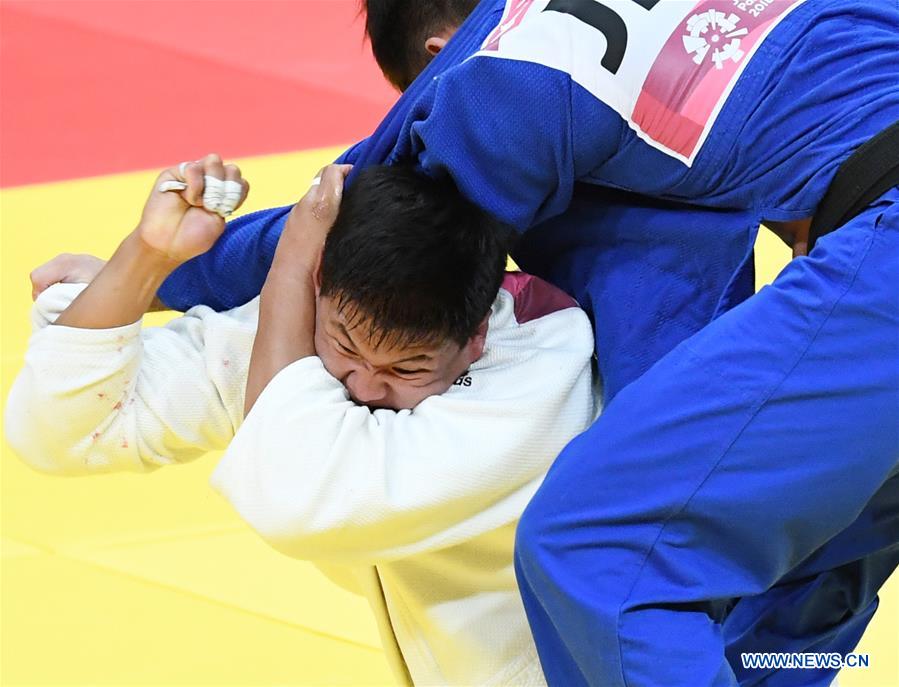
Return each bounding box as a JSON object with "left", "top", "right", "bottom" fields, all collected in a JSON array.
[
  {"left": 157, "top": 204, "right": 292, "bottom": 311},
  {"left": 403, "top": 59, "right": 619, "bottom": 231}
]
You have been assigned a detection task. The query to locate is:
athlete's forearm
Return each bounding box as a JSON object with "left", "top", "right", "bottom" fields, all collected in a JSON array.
[
  {"left": 55, "top": 231, "right": 180, "bottom": 329},
  {"left": 244, "top": 241, "right": 317, "bottom": 417},
  {"left": 244, "top": 165, "right": 349, "bottom": 416}
]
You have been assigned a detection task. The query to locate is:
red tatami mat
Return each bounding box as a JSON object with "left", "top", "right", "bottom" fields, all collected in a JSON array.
[{"left": 0, "top": 1, "right": 398, "bottom": 187}]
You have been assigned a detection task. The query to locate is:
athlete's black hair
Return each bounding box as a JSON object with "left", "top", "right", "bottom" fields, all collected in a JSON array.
[
  {"left": 320, "top": 165, "right": 513, "bottom": 348},
  {"left": 362, "top": 0, "right": 480, "bottom": 90}
]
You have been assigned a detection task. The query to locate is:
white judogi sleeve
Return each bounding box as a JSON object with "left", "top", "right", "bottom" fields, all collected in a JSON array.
[
  {"left": 6, "top": 281, "right": 595, "bottom": 569},
  {"left": 210, "top": 289, "right": 595, "bottom": 564},
  {"left": 4, "top": 283, "right": 255, "bottom": 475}
]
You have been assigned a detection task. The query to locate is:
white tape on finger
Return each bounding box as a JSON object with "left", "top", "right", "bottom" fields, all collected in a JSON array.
[
  {"left": 217, "top": 180, "right": 244, "bottom": 218},
  {"left": 203, "top": 175, "right": 225, "bottom": 213},
  {"left": 158, "top": 180, "right": 188, "bottom": 193}
]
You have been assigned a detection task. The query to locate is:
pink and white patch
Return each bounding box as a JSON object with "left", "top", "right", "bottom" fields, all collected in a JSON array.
[{"left": 632, "top": 0, "right": 804, "bottom": 162}]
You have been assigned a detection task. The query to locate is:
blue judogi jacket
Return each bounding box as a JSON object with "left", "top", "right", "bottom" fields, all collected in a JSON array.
[{"left": 158, "top": 0, "right": 898, "bottom": 402}]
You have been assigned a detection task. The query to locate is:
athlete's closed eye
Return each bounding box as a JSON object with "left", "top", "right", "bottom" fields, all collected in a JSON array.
[
  {"left": 393, "top": 367, "right": 428, "bottom": 376},
  {"left": 336, "top": 340, "right": 358, "bottom": 357}
]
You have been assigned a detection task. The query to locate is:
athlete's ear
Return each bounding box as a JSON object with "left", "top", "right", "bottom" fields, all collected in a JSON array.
[
  {"left": 312, "top": 253, "right": 323, "bottom": 297},
  {"left": 425, "top": 25, "right": 459, "bottom": 57},
  {"left": 424, "top": 35, "right": 448, "bottom": 56}
]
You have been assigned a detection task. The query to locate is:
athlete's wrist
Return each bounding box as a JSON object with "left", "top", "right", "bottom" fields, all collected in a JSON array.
[{"left": 126, "top": 229, "right": 187, "bottom": 276}]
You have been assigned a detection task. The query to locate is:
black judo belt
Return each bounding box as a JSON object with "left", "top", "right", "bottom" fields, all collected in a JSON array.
[{"left": 808, "top": 120, "right": 899, "bottom": 252}]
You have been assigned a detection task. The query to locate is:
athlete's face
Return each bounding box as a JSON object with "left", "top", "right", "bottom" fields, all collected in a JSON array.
[{"left": 313, "top": 295, "right": 486, "bottom": 411}]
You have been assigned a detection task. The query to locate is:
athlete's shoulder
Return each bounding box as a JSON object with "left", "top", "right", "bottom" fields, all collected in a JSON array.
[
  {"left": 500, "top": 271, "right": 579, "bottom": 325},
  {"left": 491, "top": 271, "right": 593, "bottom": 355},
  {"left": 461, "top": 271, "right": 594, "bottom": 396}
]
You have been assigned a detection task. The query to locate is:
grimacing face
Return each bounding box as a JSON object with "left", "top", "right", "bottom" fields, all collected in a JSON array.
[{"left": 313, "top": 294, "right": 487, "bottom": 411}]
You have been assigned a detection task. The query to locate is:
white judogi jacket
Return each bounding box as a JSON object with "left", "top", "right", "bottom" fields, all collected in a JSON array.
[{"left": 5, "top": 273, "right": 596, "bottom": 686}]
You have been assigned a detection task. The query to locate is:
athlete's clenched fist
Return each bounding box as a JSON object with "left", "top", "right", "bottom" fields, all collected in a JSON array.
[{"left": 138, "top": 153, "right": 250, "bottom": 264}]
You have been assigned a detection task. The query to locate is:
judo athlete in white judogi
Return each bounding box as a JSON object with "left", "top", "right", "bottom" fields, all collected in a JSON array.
[{"left": 5, "top": 159, "right": 596, "bottom": 686}]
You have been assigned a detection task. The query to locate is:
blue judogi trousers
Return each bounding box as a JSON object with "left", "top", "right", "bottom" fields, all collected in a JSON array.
[{"left": 514, "top": 189, "right": 899, "bottom": 687}]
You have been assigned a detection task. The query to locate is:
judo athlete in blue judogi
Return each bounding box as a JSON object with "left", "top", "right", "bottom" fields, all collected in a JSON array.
[{"left": 158, "top": 0, "right": 899, "bottom": 684}]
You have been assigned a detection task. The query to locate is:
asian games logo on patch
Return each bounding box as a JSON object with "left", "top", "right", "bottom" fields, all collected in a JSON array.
[{"left": 682, "top": 10, "right": 749, "bottom": 69}]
